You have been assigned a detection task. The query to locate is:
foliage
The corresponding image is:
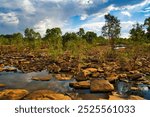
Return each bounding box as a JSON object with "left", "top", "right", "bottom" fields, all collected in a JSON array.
[
  {"left": 129, "top": 23, "right": 145, "bottom": 41},
  {"left": 144, "top": 17, "right": 150, "bottom": 40},
  {"left": 102, "top": 13, "right": 121, "bottom": 49},
  {"left": 83, "top": 31, "right": 97, "bottom": 43}
]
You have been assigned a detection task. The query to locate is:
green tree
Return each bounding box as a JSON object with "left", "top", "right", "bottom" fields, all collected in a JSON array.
[
  {"left": 44, "top": 27, "right": 62, "bottom": 49},
  {"left": 77, "top": 28, "right": 85, "bottom": 37},
  {"left": 144, "top": 17, "right": 150, "bottom": 40},
  {"left": 24, "top": 28, "right": 41, "bottom": 49},
  {"left": 129, "top": 23, "right": 145, "bottom": 41},
  {"left": 24, "top": 28, "right": 41, "bottom": 41},
  {"left": 102, "top": 13, "right": 121, "bottom": 49},
  {"left": 12, "top": 33, "right": 23, "bottom": 44},
  {"left": 83, "top": 31, "right": 97, "bottom": 43},
  {"left": 62, "top": 32, "right": 78, "bottom": 47}
]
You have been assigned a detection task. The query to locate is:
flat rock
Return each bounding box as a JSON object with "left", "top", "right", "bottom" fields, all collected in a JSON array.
[
  {"left": 109, "top": 92, "right": 126, "bottom": 100},
  {"left": 32, "top": 75, "right": 52, "bottom": 81},
  {"left": 90, "top": 79, "right": 114, "bottom": 92},
  {"left": 55, "top": 74, "right": 72, "bottom": 80},
  {"left": 75, "top": 72, "right": 88, "bottom": 81},
  {"left": 69, "top": 81, "right": 90, "bottom": 89},
  {"left": 128, "top": 73, "right": 143, "bottom": 80},
  {"left": 5, "top": 67, "right": 17, "bottom": 72},
  {"left": 106, "top": 73, "right": 118, "bottom": 82},
  {"left": 0, "top": 89, "right": 29, "bottom": 100},
  {"left": 25, "top": 90, "right": 71, "bottom": 100},
  {"left": 128, "top": 95, "right": 144, "bottom": 100},
  {"left": 82, "top": 68, "right": 97, "bottom": 77},
  {"left": 109, "top": 95, "right": 126, "bottom": 100},
  {"left": 130, "top": 87, "right": 139, "bottom": 91},
  {"left": 0, "top": 84, "right": 6, "bottom": 87},
  {"left": 118, "top": 73, "right": 127, "bottom": 79}
]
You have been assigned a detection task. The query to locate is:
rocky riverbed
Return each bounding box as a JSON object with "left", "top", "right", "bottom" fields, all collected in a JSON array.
[{"left": 0, "top": 46, "right": 150, "bottom": 100}]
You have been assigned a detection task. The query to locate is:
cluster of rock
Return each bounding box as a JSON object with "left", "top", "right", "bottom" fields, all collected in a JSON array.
[{"left": 0, "top": 46, "right": 150, "bottom": 100}]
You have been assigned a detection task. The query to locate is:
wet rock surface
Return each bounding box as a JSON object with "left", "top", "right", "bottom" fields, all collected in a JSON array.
[
  {"left": 0, "top": 89, "right": 29, "bottom": 100},
  {"left": 90, "top": 79, "right": 114, "bottom": 92},
  {"left": 31, "top": 75, "right": 52, "bottom": 81},
  {"left": 55, "top": 74, "right": 72, "bottom": 80},
  {"left": 69, "top": 81, "right": 90, "bottom": 89},
  {"left": 24, "top": 90, "right": 71, "bottom": 100}
]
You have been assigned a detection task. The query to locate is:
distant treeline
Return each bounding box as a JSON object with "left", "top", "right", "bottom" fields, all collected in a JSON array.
[{"left": 0, "top": 14, "right": 150, "bottom": 49}]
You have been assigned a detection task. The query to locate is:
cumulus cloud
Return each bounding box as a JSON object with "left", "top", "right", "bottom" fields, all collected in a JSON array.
[
  {"left": 80, "top": 14, "right": 88, "bottom": 20},
  {"left": 0, "top": 0, "right": 149, "bottom": 37},
  {"left": 122, "top": 0, "right": 150, "bottom": 10},
  {"left": 121, "top": 11, "right": 131, "bottom": 17},
  {"left": 0, "top": 12, "right": 19, "bottom": 25},
  {"left": 34, "top": 18, "right": 65, "bottom": 36}
]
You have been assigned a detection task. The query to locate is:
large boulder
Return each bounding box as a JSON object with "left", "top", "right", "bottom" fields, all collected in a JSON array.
[
  {"left": 75, "top": 68, "right": 98, "bottom": 81},
  {"left": 24, "top": 90, "right": 71, "bottom": 100},
  {"left": 69, "top": 81, "right": 90, "bottom": 89},
  {"left": 0, "top": 89, "right": 29, "bottom": 100},
  {"left": 90, "top": 79, "right": 114, "bottom": 92}
]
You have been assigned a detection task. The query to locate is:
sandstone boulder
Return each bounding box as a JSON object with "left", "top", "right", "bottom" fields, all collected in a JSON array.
[
  {"left": 69, "top": 81, "right": 90, "bottom": 89},
  {"left": 0, "top": 89, "right": 29, "bottom": 100},
  {"left": 90, "top": 79, "right": 114, "bottom": 92},
  {"left": 128, "top": 95, "right": 144, "bottom": 100},
  {"left": 55, "top": 74, "right": 72, "bottom": 80},
  {"left": 106, "top": 73, "right": 118, "bottom": 82},
  {"left": 24, "top": 90, "right": 71, "bottom": 100},
  {"left": 32, "top": 75, "right": 52, "bottom": 81}
]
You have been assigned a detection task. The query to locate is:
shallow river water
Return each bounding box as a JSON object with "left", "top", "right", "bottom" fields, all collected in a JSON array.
[{"left": 0, "top": 70, "right": 150, "bottom": 100}]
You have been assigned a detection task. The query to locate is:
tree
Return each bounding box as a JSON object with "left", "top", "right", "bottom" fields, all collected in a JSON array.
[
  {"left": 44, "top": 27, "right": 62, "bottom": 49},
  {"left": 144, "top": 17, "right": 150, "bottom": 40},
  {"left": 102, "top": 13, "right": 121, "bottom": 49},
  {"left": 83, "top": 31, "right": 97, "bottom": 43},
  {"left": 77, "top": 28, "right": 85, "bottom": 37},
  {"left": 62, "top": 32, "right": 78, "bottom": 47},
  {"left": 12, "top": 33, "right": 23, "bottom": 44},
  {"left": 129, "top": 23, "right": 145, "bottom": 41},
  {"left": 24, "top": 28, "right": 41, "bottom": 41}
]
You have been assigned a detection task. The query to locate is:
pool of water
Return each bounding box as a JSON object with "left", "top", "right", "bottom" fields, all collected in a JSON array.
[
  {"left": 0, "top": 70, "right": 73, "bottom": 92},
  {"left": 116, "top": 81, "right": 150, "bottom": 100},
  {"left": 0, "top": 70, "right": 150, "bottom": 100}
]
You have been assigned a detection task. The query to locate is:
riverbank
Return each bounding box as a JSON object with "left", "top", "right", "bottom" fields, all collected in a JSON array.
[{"left": 0, "top": 45, "right": 150, "bottom": 100}]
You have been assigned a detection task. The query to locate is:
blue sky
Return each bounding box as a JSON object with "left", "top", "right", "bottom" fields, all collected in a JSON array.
[{"left": 0, "top": 0, "right": 150, "bottom": 37}]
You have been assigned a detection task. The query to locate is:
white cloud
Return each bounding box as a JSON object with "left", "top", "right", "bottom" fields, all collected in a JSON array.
[
  {"left": 0, "top": 12, "right": 19, "bottom": 25},
  {"left": 122, "top": 0, "right": 150, "bottom": 10},
  {"left": 78, "top": 0, "right": 94, "bottom": 6},
  {"left": 33, "top": 18, "right": 64, "bottom": 36},
  {"left": 121, "top": 11, "right": 131, "bottom": 17},
  {"left": 21, "top": 0, "right": 36, "bottom": 14},
  {"left": 121, "top": 32, "right": 129, "bottom": 38},
  {"left": 80, "top": 22, "right": 105, "bottom": 35},
  {"left": 80, "top": 14, "right": 88, "bottom": 20}
]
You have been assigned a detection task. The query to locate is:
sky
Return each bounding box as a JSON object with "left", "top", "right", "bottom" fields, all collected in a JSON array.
[{"left": 0, "top": 0, "right": 150, "bottom": 38}]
